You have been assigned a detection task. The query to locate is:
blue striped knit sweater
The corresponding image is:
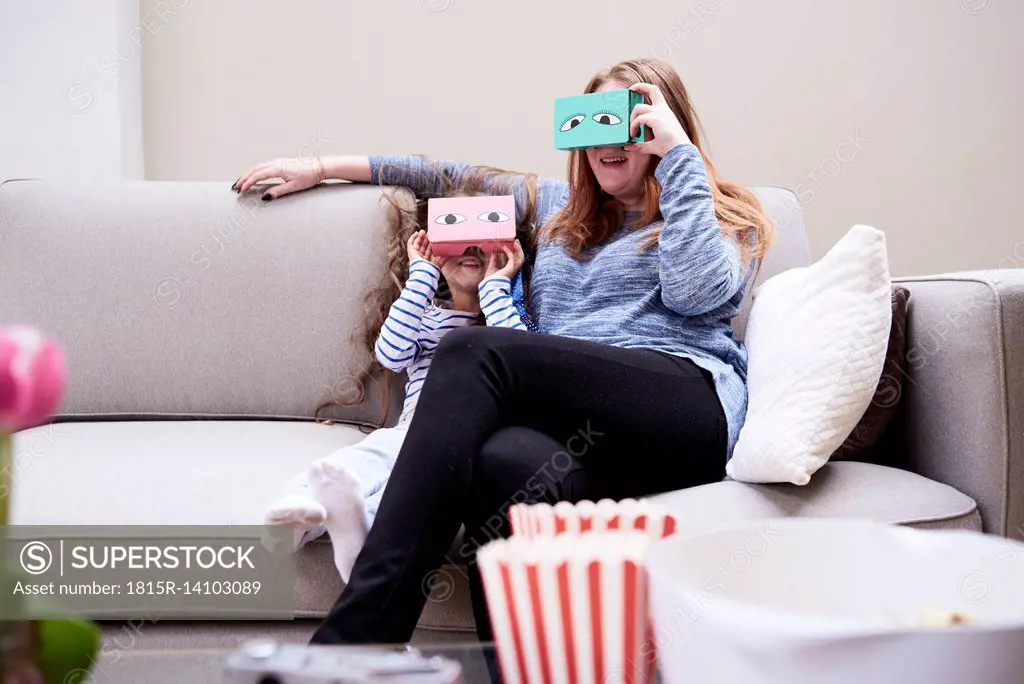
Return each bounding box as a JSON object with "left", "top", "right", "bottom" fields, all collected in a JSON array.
[
  {"left": 369, "top": 143, "right": 756, "bottom": 458},
  {"left": 375, "top": 259, "right": 527, "bottom": 425}
]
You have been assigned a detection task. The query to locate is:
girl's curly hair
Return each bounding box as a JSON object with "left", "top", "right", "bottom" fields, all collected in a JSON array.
[{"left": 316, "top": 160, "right": 541, "bottom": 431}]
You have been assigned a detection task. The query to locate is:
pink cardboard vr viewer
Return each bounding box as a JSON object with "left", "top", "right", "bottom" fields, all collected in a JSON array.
[{"left": 427, "top": 195, "right": 517, "bottom": 256}]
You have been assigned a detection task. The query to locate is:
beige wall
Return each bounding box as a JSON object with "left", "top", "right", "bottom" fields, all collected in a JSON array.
[
  {"left": 2, "top": 0, "right": 143, "bottom": 181},
  {"left": 141, "top": 0, "right": 1022, "bottom": 276}
]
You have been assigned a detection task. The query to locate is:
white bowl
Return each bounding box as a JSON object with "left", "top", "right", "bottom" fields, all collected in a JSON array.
[{"left": 646, "top": 518, "right": 1024, "bottom": 684}]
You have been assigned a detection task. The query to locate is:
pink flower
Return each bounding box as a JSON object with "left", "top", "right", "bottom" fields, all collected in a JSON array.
[{"left": 0, "top": 326, "right": 67, "bottom": 433}]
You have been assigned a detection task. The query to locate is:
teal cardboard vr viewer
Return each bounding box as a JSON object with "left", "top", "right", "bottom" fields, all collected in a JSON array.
[{"left": 553, "top": 88, "right": 646, "bottom": 150}]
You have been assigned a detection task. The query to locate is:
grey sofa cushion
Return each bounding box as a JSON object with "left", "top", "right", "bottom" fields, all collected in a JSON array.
[
  {"left": 12, "top": 422, "right": 979, "bottom": 635},
  {"left": 10, "top": 420, "right": 474, "bottom": 630},
  {"left": 0, "top": 180, "right": 410, "bottom": 426},
  {"left": 646, "top": 461, "right": 981, "bottom": 532},
  {"left": 10, "top": 421, "right": 369, "bottom": 526},
  {"left": 893, "top": 271, "right": 1024, "bottom": 539}
]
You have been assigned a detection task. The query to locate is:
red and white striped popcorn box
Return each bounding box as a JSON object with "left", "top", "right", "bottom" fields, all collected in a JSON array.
[
  {"left": 509, "top": 498, "right": 677, "bottom": 541},
  {"left": 477, "top": 532, "right": 654, "bottom": 684}
]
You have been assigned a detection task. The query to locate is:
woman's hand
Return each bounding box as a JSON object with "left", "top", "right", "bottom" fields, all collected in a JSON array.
[
  {"left": 485, "top": 241, "right": 525, "bottom": 280},
  {"left": 232, "top": 157, "right": 324, "bottom": 200},
  {"left": 623, "top": 83, "right": 692, "bottom": 157},
  {"left": 407, "top": 230, "right": 447, "bottom": 269},
  {"left": 231, "top": 155, "right": 371, "bottom": 200}
]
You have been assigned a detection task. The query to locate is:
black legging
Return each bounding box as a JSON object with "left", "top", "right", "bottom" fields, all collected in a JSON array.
[{"left": 310, "top": 326, "right": 728, "bottom": 644}]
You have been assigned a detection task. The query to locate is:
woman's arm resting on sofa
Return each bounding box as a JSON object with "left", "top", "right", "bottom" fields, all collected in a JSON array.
[
  {"left": 235, "top": 154, "right": 463, "bottom": 199},
  {"left": 235, "top": 153, "right": 567, "bottom": 233},
  {"left": 322, "top": 155, "right": 372, "bottom": 182},
  {"left": 235, "top": 155, "right": 372, "bottom": 197}
]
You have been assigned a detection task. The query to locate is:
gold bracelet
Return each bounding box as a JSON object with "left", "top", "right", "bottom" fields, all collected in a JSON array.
[{"left": 313, "top": 156, "right": 327, "bottom": 184}]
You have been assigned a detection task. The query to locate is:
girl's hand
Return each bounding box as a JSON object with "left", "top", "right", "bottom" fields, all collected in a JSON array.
[
  {"left": 407, "top": 230, "right": 432, "bottom": 263},
  {"left": 485, "top": 241, "right": 525, "bottom": 280},
  {"left": 233, "top": 157, "right": 325, "bottom": 200},
  {"left": 623, "top": 83, "right": 692, "bottom": 157},
  {"left": 407, "top": 230, "right": 447, "bottom": 269}
]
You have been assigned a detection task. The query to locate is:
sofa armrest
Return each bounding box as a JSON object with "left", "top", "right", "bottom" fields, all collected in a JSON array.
[{"left": 894, "top": 269, "right": 1024, "bottom": 539}]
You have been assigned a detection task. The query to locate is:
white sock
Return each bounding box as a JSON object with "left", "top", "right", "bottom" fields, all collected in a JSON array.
[
  {"left": 309, "top": 458, "right": 369, "bottom": 584},
  {"left": 264, "top": 493, "right": 327, "bottom": 552}
]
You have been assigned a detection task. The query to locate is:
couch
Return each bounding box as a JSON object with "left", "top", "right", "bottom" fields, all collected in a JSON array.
[{"left": 2, "top": 178, "right": 1022, "bottom": 649}]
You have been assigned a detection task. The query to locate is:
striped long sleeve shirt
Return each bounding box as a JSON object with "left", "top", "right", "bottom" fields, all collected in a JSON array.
[{"left": 374, "top": 259, "right": 528, "bottom": 425}]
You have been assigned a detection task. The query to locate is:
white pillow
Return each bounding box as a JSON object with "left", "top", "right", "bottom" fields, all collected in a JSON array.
[{"left": 726, "top": 224, "right": 892, "bottom": 485}]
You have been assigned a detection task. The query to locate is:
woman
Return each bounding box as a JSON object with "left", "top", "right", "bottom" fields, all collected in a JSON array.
[{"left": 234, "top": 58, "right": 775, "bottom": 644}]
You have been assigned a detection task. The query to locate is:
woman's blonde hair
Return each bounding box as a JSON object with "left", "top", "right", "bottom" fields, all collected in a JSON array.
[
  {"left": 314, "top": 187, "right": 421, "bottom": 431},
  {"left": 545, "top": 58, "right": 776, "bottom": 271}
]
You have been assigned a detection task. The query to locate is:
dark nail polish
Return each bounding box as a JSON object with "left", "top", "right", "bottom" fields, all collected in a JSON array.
[
  {"left": 261, "top": 193, "right": 273, "bottom": 202},
  {"left": 231, "top": 178, "right": 240, "bottom": 191}
]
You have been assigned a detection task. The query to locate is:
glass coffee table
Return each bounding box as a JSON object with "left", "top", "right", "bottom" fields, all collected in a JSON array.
[
  {"left": 86, "top": 641, "right": 502, "bottom": 683},
  {"left": 87, "top": 640, "right": 668, "bottom": 683}
]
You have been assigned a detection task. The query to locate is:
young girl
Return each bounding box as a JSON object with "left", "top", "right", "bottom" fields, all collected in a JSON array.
[{"left": 265, "top": 226, "right": 527, "bottom": 582}]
